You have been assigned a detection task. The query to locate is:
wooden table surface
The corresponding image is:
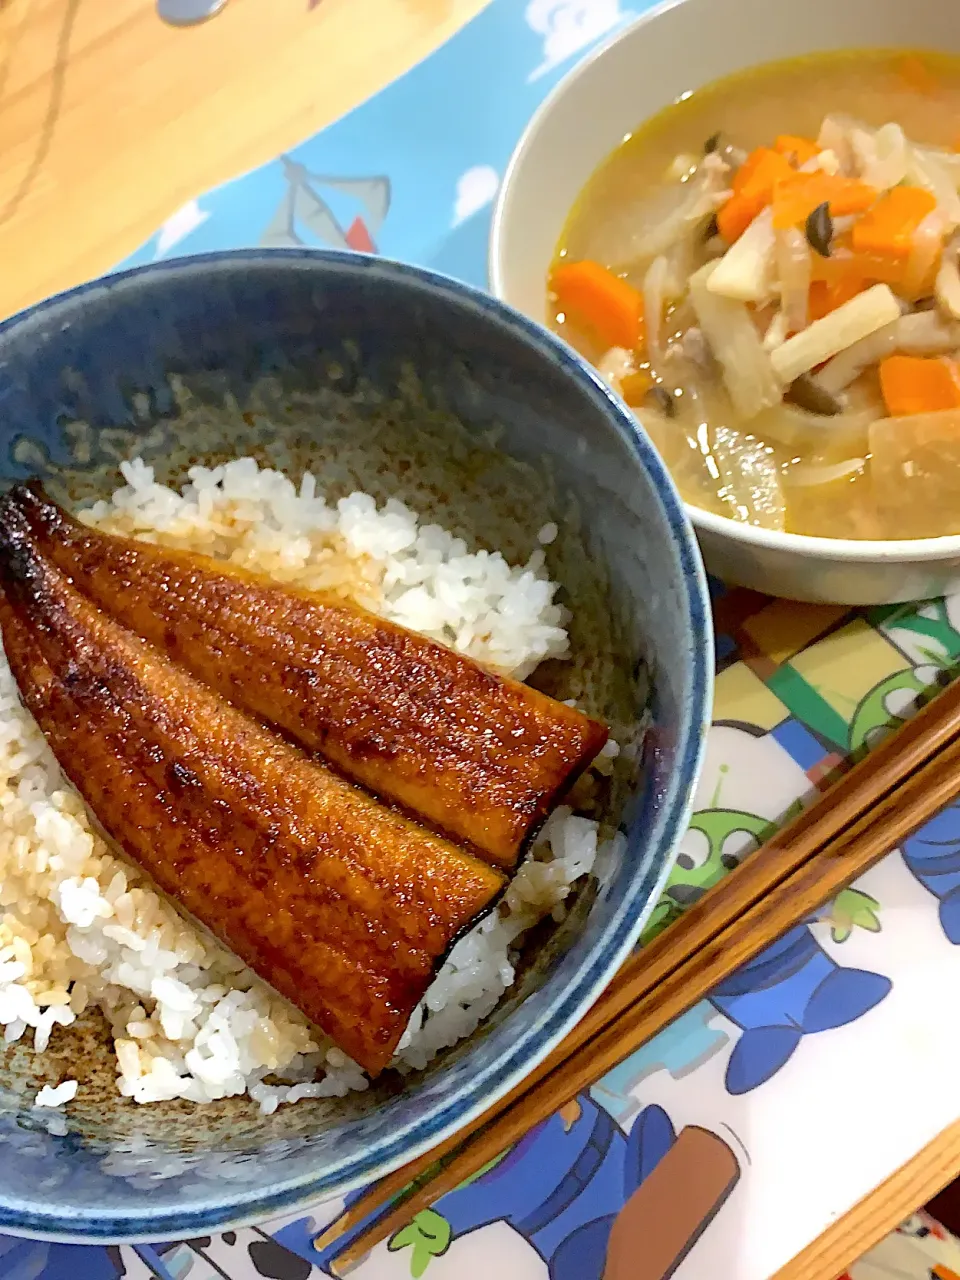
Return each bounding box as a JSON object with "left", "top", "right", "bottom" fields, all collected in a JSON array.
[
  {"left": 0, "top": 0, "right": 485, "bottom": 318},
  {"left": 1, "top": 1, "right": 957, "bottom": 1276}
]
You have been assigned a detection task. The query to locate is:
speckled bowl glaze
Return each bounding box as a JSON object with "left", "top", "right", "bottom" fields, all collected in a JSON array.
[{"left": 0, "top": 249, "right": 711, "bottom": 1242}]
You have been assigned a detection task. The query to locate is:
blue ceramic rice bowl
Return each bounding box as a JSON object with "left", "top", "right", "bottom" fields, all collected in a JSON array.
[{"left": 0, "top": 249, "right": 711, "bottom": 1240}]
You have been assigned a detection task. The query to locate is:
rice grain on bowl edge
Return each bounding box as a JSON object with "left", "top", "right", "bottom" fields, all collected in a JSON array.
[{"left": 0, "top": 458, "right": 624, "bottom": 1115}]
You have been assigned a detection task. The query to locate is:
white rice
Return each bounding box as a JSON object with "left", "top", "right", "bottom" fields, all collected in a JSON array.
[
  {"left": 0, "top": 459, "right": 612, "bottom": 1111},
  {"left": 34, "top": 1079, "right": 78, "bottom": 1108}
]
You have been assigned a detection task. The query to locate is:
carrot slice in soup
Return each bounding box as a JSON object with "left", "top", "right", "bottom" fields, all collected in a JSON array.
[
  {"left": 851, "top": 187, "right": 938, "bottom": 259},
  {"left": 771, "top": 172, "right": 877, "bottom": 230},
  {"left": 879, "top": 356, "right": 960, "bottom": 417},
  {"left": 774, "top": 135, "right": 820, "bottom": 167},
  {"left": 811, "top": 245, "right": 935, "bottom": 300},
  {"left": 550, "top": 260, "right": 645, "bottom": 351},
  {"left": 808, "top": 276, "right": 866, "bottom": 321},
  {"left": 731, "top": 147, "right": 792, "bottom": 197},
  {"left": 717, "top": 147, "right": 793, "bottom": 242}
]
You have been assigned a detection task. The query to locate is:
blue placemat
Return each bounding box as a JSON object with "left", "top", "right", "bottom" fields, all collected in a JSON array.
[{"left": 117, "top": 0, "right": 640, "bottom": 288}]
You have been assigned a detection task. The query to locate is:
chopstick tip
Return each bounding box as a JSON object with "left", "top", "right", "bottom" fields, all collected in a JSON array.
[
  {"left": 327, "top": 1241, "right": 370, "bottom": 1276},
  {"left": 312, "top": 1216, "right": 352, "bottom": 1254}
]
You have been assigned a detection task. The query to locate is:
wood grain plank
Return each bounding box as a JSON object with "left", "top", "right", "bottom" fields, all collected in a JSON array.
[
  {"left": 0, "top": 0, "right": 486, "bottom": 319},
  {"left": 774, "top": 1119, "right": 960, "bottom": 1280}
]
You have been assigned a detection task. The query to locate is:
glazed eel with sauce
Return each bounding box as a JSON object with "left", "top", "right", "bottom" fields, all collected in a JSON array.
[
  {"left": 9, "top": 482, "right": 607, "bottom": 870},
  {"left": 0, "top": 485, "right": 607, "bottom": 1073}
]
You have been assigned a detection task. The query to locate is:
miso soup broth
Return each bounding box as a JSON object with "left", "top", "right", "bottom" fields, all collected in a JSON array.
[{"left": 549, "top": 51, "right": 960, "bottom": 540}]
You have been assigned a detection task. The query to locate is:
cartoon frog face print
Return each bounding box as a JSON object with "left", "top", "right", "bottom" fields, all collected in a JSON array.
[
  {"left": 643, "top": 808, "right": 775, "bottom": 939},
  {"left": 670, "top": 809, "right": 775, "bottom": 905},
  {"left": 848, "top": 664, "right": 949, "bottom": 754}
]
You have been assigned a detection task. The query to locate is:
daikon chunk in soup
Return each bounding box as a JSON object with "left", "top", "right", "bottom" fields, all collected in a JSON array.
[{"left": 549, "top": 51, "right": 960, "bottom": 540}]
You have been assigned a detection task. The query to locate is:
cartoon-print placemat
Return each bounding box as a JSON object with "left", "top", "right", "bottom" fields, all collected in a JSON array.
[{"left": 4, "top": 3, "right": 960, "bottom": 1278}]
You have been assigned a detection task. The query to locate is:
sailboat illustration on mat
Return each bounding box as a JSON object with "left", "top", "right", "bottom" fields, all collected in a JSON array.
[{"left": 260, "top": 156, "right": 391, "bottom": 253}]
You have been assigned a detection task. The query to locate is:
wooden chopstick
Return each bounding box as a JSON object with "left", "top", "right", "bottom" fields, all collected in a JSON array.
[
  {"left": 318, "top": 674, "right": 960, "bottom": 1272},
  {"left": 327, "top": 729, "right": 960, "bottom": 1273}
]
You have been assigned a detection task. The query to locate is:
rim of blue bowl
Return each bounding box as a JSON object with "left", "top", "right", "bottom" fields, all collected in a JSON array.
[{"left": 0, "top": 248, "right": 714, "bottom": 1242}]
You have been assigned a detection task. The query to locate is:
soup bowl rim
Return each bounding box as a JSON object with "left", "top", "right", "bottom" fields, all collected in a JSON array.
[{"left": 488, "top": 0, "right": 960, "bottom": 575}]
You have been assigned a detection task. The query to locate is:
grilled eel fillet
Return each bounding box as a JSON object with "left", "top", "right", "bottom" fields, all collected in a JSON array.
[
  {"left": 0, "top": 512, "right": 505, "bottom": 1075},
  {"left": 8, "top": 482, "right": 608, "bottom": 869}
]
